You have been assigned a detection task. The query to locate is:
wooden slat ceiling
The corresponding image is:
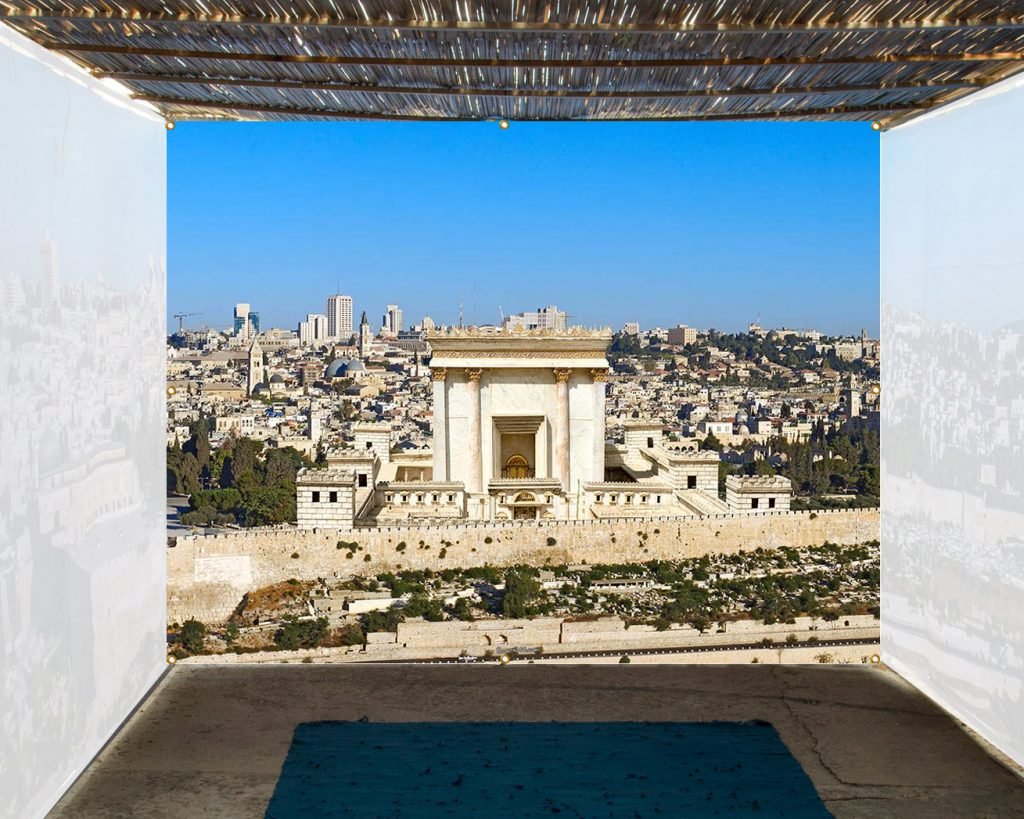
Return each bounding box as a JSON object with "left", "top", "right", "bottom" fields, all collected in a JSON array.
[{"left": 3, "top": 1, "right": 1024, "bottom": 125}]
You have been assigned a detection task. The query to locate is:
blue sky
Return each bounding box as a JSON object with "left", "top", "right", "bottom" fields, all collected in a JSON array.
[{"left": 169, "top": 121, "right": 879, "bottom": 336}]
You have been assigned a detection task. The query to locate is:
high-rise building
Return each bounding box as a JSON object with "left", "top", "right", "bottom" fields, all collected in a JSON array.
[
  {"left": 1, "top": 272, "right": 27, "bottom": 314},
  {"left": 234, "top": 303, "right": 260, "bottom": 339},
  {"left": 298, "top": 313, "right": 329, "bottom": 346},
  {"left": 382, "top": 304, "right": 403, "bottom": 336},
  {"left": 501, "top": 305, "right": 568, "bottom": 332},
  {"left": 326, "top": 294, "right": 353, "bottom": 341},
  {"left": 623, "top": 322, "right": 640, "bottom": 335},
  {"left": 40, "top": 236, "right": 59, "bottom": 308},
  {"left": 234, "top": 303, "right": 250, "bottom": 338}
]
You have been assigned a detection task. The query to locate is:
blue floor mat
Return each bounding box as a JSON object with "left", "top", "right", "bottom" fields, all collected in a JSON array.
[{"left": 266, "top": 721, "right": 829, "bottom": 818}]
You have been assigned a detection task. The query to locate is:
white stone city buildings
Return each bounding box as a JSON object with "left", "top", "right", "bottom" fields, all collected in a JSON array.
[
  {"left": 500, "top": 305, "right": 568, "bottom": 333},
  {"left": 667, "top": 325, "right": 698, "bottom": 346},
  {"left": 296, "top": 327, "right": 792, "bottom": 529},
  {"left": 326, "top": 294, "right": 353, "bottom": 341},
  {"left": 233, "top": 302, "right": 259, "bottom": 341},
  {"left": 382, "top": 304, "right": 403, "bottom": 336},
  {"left": 298, "top": 313, "right": 329, "bottom": 345}
]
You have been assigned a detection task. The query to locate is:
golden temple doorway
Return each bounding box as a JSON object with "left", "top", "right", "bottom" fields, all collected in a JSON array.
[{"left": 504, "top": 454, "right": 531, "bottom": 480}]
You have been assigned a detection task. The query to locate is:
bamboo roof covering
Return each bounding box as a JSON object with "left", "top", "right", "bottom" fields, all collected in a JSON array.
[{"left": 3, "top": 1, "right": 1024, "bottom": 126}]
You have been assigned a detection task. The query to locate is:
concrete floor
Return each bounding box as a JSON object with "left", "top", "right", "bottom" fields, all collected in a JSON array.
[{"left": 50, "top": 664, "right": 1024, "bottom": 818}]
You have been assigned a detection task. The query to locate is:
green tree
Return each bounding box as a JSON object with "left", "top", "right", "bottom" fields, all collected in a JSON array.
[
  {"left": 701, "top": 432, "right": 723, "bottom": 452},
  {"left": 404, "top": 595, "right": 445, "bottom": 621},
  {"left": 451, "top": 597, "right": 476, "bottom": 622},
  {"left": 229, "top": 437, "right": 264, "bottom": 489},
  {"left": 240, "top": 486, "right": 295, "bottom": 526},
  {"left": 179, "top": 618, "right": 207, "bottom": 654},
  {"left": 191, "top": 487, "right": 242, "bottom": 514},
  {"left": 181, "top": 506, "right": 217, "bottom": 527},
  {"left": 336, "top": 624, "right": 365, "bottom": 646},
  {"left": 264, "top": 446, "right": 306, "bottom": 487},
  {"left": 717, "top": 461, "right": 734, "bottom": 497},
  {"left": 179, "top": 452, "right": 201, "bottom": 496},
  {"left": 274, "top": 616, "right": 329, "bottom": 650},
  {"left": 219, "top": 455, "right": 235, "bottom": 489},
  {"left": 183, "top": 417, "right": 211, "bottom": 471},
  {"left": 856, "top": 464, "right": 880, "bottom": 497},
  {"left": 167, "top": 438, "right": 184, "bottom": 492},
  {"left": 362, "top": 608, "right": 405, "bottom": 634},
  {"left": 688, "top": 614, "right": 711, "bottom": 633},
  {"left": 659, "top": 581, "right": 710, "bottom": 627},
  {"left": 503, "top": 568, "right": 542, "bottom": 618}
]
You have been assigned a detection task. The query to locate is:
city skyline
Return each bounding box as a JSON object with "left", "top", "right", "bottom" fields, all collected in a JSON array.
[
  {"left": 169, "top": 121, "right": 880, "bottom": 336},
  {"left": 178, "top": 293, "right": 877, "bottom": 340}
]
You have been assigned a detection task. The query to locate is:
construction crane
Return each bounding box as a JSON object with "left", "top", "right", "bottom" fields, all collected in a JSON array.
[{"left": 173, "top": 312, "right": 202, "bottom": 332}]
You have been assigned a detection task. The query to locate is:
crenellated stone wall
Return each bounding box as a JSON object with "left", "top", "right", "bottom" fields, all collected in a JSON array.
[{"left": 167, "top": 508, "right": 879, "bottom": 624}]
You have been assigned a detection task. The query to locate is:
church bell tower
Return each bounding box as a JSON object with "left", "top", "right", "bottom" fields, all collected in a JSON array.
[{"left": 247, "top": 337, "right": 264, "bottom": 396}]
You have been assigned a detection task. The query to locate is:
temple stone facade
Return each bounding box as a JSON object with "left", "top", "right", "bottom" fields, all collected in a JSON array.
[
  {"left": 295, "top": 327, "right": 792, "bottom": 529},
  {"left": 295, "top": 468, "right": 357, "bottom": 528},
  {"left": 725, "top": 475, "right": 793, "bottom": 513},
  {"left": 428, "top": 327, "right": 610, "bottom": 520}
]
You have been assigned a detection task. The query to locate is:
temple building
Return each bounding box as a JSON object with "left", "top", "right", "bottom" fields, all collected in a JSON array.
[
  {"left": 427, "top": 326, "right": 610, "bottom": 520},
  {"left": 296, "top": 327, "right": 790, "bottom": 528}
]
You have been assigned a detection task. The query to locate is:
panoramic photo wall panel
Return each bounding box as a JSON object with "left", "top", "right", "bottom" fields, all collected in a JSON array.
[
  {"left": 0, "top": 25, "right": 167, "bottom": 819},
  {"left": 881, "top": 72, "right": 1024, "bottom": 767}
]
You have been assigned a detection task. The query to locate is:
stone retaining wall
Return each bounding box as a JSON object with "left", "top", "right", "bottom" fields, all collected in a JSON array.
[
  {"left": 180, "top": 613, "right": 880, "bottom": 664},
  {"left": 168, "top": 508, "right": 879, "bottom": 624},
  {"left": 388, "top": 614, "right": 879, "bottom": 651}
]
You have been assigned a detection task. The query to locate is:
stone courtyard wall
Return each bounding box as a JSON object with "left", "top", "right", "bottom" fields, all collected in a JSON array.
[
  {"left": 181, "top": 613, "right": 880, "bottom": 664},
  {"left": 167, "top": 508, "right": 879, "bottom": 624}
]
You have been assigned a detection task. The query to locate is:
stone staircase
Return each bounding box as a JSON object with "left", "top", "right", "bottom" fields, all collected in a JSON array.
[{"left": 675, "top": 489, "right": 730, "bottom": 517}]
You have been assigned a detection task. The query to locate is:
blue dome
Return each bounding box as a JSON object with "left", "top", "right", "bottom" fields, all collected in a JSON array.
[
  {"left": 326, "top": 358, "right": 365, "bottom": 378},
  {"left": 325, "top": 359, "right": 350, "bottom": 378}
]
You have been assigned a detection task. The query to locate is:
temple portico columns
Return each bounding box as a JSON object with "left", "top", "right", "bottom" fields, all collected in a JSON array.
[
  {"left": 466, "top": 368, "right": 483, "bottom": 494},
  {"left": 431, "top": 368, "right": 448, "bottom": 481},
  {"left": 554, "top": 368, "right": 572, "bottom": 491},
  {"left": 426, "top": 327, "right": 613, "bottom": 515},
  {"left": 591, "top": 368, "right": 607, "bottom": 481}
]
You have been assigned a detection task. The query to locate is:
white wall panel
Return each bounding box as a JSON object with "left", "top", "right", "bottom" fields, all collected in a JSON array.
[
  {"left": 0, "top": 25, "right": 167, "bottom": 818},
  {"left": 881, "top": 73, "right": 1024, "bottom": 767}
]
